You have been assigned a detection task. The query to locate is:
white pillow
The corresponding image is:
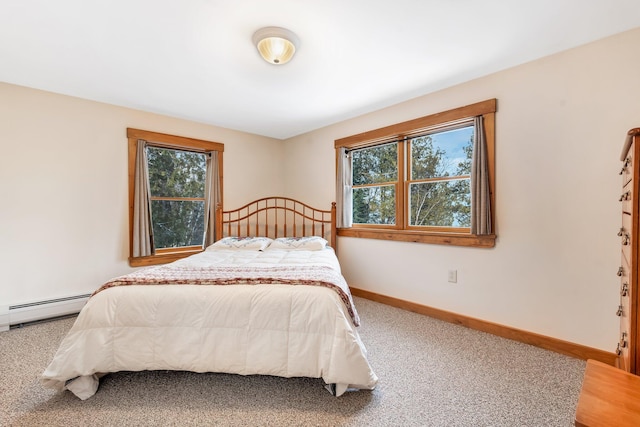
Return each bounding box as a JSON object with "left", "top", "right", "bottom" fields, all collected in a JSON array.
[
  {"left": 268, "top": 236, "right": 328, "bottom": 251},
  {"left": 207, "top": 237, "right": 273, "bottom": 251}
]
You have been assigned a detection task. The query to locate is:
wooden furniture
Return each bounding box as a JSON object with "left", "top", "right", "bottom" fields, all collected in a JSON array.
[
  {"left": 575, "top": 359, "right": 640, "bottom": 426},
  {"left": 618, "top": 128, "right": 640, "bottom": 373}
]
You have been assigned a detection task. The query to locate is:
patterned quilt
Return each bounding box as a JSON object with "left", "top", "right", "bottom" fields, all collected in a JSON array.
[{"left": 93, "top": 263, "right": 360, "bottom": 326}]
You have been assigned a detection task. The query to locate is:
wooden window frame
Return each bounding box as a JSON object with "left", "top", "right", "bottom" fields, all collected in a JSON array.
[
  {"left": 334, "top": 99, "right": 496, "bottom": 248},
  {"left": 127, "top": 128, "right": 224, "bottom": 267}
]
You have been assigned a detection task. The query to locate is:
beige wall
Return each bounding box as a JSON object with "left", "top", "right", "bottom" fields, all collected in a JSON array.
[
  {"left": 283, "top": 27, "right": 640, "bottom": 351},
  {"left": 0, "top": 83, "right": 284, "bottom": 305}
]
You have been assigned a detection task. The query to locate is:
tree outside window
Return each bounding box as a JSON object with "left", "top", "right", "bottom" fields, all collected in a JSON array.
[
  {"left": 408, "top": 124, "right": 473, "bottom": 229},
  {"left": 351, "top": 124, "right": 473, "bottom": 231},
  {"left": 147, "top": 147, "right": 207, "bottom": 249},
  {"left": 352, "top": 143, "right": 397, "bottom": 225},
  {"left": 127, "top": 128, "right": 224, "bottom": 266},
  {"left": 335, "top": 99, "right": 496, "bottom": 248}
]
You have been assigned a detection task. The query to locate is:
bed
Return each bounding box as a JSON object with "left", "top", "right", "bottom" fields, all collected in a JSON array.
[{"left": 41, "top": 197, "right": 378, "bottom": 400}]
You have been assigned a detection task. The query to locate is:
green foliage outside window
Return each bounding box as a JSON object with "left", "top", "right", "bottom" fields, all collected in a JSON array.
[
  {"left": 147, "top": 147, "right": 206, "bottom": 249},
  {"left": 352, "top": 124, "right": 474, "bottom": 229},
  {"left": 352, "top": 143, "right": 397, "bottom": 224},
  {"left": 409, "top": 126, "right": 473, "bottom": 227},
  {"left": 353, "top": 185, "right": 396, "bottom": 224}
]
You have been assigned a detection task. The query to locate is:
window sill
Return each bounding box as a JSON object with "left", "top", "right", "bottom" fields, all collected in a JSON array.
[
  {"left": 337, "top": 228, "right": 496, "bottom": 248},
  {"left": 129, "top": 249, "right": 203, "bottom": 267}
]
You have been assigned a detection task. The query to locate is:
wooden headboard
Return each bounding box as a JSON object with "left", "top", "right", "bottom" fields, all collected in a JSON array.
[{"left": 215, "top": 197, "right": 337, "bottom": 249}]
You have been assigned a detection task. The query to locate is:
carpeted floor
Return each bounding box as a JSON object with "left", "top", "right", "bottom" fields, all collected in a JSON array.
[{"left": 0, "top": 297, "right": 585, "bottom": 426}]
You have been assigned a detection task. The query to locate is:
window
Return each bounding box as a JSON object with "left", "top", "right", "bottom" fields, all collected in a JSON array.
[
  {"left": 147, "top": 147, "right": 207, "bottom": 249},
  {"left": 407, "top": 123, "right": 473, "bottom": 229},
  {"left": 127, "top": 128, "right": 224, "bottom": 266},
  {"left": 352, "top": 143, "right": 398, "bottom": 225},
  {"left": 335, "top": 99, "right": 496, "bottom": 248}
]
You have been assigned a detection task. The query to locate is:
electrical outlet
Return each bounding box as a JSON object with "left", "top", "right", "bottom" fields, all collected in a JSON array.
[{"left": 448, "top": 270, "right": 457, "bottom": 283}]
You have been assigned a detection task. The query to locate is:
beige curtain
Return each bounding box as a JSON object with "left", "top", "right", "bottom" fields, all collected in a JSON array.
[
  {"left": 203, "top": 151, "right": 220, "bottom": 247},
  {"left": 471, "top": 116, "right": 492, "bottom": 234},
  {"left": 132, "top": 139, "right": 154, "bottom": 256},
  {"left": 336, "top": 147, "right": 353, "bottom": 228}
]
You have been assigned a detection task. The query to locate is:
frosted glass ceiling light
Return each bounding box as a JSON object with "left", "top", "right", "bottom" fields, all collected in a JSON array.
[{"left": 252, "top": 27, "right": 299, "bottom": 65}]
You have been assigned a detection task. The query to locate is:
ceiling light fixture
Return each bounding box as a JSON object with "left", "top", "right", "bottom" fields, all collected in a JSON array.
[{"left": 252, "top": 26, "right": 299, "bottom": 65}]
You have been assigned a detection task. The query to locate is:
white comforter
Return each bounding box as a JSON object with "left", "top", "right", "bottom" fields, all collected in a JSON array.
[{"left": 41, "top": 248, "right": 378, "bottom": 399}]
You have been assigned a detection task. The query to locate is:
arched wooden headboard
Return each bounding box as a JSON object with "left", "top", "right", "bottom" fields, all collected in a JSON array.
[{"left": 215, "top": 197, "right": 337, "bottom": 249}]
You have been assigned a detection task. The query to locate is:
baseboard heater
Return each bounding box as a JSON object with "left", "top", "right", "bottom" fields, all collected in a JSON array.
[{"left": 0, "top": 294, "right": 90, "bottom": 332}]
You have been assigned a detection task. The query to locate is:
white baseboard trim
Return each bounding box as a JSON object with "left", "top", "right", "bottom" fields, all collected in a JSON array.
[
  {"left": 0, "top": 305, "right": 9, "bottom": 332},
  {"left": 4, "top": 294, "right": 90, "bottom": 330}
]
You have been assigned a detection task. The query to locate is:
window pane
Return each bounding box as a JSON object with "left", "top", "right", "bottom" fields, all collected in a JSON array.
[
  {"left": 147, "top": 147, "right": 206, "bottom": 198},
  {"left": 409, "top": 179, "right": 470, "bottom": 227},
  {"left": 150, "top": 200, "right": 205, "bottom": 248},
  {"left": 353, "top": 143, "right": 397, "bottom": 185},
  {"left": 411, "top": 125, "right": 473, "bottom": 180},
  {"left": 353, "top": 185, "right": 396, "bottom": 225}
]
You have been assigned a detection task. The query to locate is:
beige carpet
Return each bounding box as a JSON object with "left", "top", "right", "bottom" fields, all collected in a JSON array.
[{"left": 0, "top": 297, "right": 585, "bottom": 426}]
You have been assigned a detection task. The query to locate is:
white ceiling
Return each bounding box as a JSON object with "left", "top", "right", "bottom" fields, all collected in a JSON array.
[{"left": 1, "top": 1, "right": 639, "bottom": 140}]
